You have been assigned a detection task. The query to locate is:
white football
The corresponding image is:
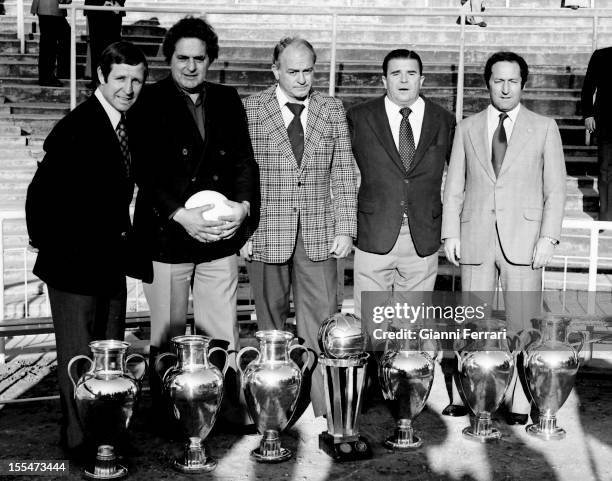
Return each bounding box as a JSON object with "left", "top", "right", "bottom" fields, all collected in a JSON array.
[{"left": 185, "top": 190, "right": 235, "bottom": 221}]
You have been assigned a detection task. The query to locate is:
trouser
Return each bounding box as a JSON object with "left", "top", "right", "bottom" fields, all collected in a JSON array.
[
  {"left": 49, "top": 284, "right": 126, "bottom": 450},
  {"left": 86, "top": 12, "right": 121, "bottom": 77},
  {"left": 597, "top": 138, "right": 612, "bottom": 221},
  {"left": 247, "top": 228, "right": 338, "bottom": 418},
  {"left": 37, "top": 15, "right": 70, "bottom": 81}
]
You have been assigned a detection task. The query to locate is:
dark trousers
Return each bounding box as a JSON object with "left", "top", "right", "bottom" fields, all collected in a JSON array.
[
  {"left": 246, "top": 228, "right": 338, "bottom": 418},
  {"left": 37, "top": 15, "right": 70, "bottom": 82},
  {"left": 86, "top": 12, "right": 121, "bottom": 78},
  {"left": 598, "top": 138, "right": 612, "bottom": 221},
  {"left": 48, "top": 284, "right": 127, "bottom": 450}
]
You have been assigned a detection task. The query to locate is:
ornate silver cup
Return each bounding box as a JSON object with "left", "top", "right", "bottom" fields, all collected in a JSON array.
[
  {"left": 68, "top": 340, "right": 146, "bottom": 480},
  {"left": 156, "top": 335, "right": 228, "bottom": 473},
  {"left": 456, "top": 320, "right": 515, "bottom": 442},
  {"left": 317, "top": 313, "right": 372, "bottom": 461},
  {"left": 378, "top": 334, "right": 437, "bottom": 449},
  {"left": 237, "top": 330, "right": 312, "bottom": 463},
  {"left": 524, "top": 316, "right": 584, "bottom": 440}
]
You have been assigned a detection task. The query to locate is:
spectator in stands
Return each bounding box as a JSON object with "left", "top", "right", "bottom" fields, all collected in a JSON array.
[
  {"left": 442, "top": 51, "right": 566, "bottom": 425},
  {"left": 31, "top": 0, "right": 70, "bottom": 87},
  {"left": 25, "top": 41, "right": 149, "bottom": 459},
  {"left": 346, "top": 49, "right": 462, "bottom": 415},
  {"left": 562, "top": 0, "right": 589, "bottom": 9},
  {"left": 457, "top": 0, "right": 487, "bottom": 27},
  {"left": 241, "top": 37, "right": 357, "bottom": 420},
  {"left": 131, "top": 17, "right": 259, "bottom": 429},
  {"left": 581, "top": 47, "right": 612, "bottom": 222},
  {"left": 85, "top": 0, "right": 126, "bottom": 89}
]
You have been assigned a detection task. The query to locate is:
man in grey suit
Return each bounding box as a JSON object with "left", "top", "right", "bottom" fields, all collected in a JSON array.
[{"left": 442, "top": 51, "right": 567, "bottom": 423}]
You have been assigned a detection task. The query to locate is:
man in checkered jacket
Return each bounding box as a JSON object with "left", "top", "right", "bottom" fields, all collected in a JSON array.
[{"left": 241, "top": 37, "right": 358, "bottom": 418}]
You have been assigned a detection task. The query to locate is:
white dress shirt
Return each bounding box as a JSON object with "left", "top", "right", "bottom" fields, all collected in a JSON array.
[
  {"left": 95, "top": 88, "right": 122, "bottom": 130},
  {"left": 384, "top": 95, "right": 425, "bottom": 151},
  {"left": 487, "top": 103, "right": 520, "bottom": 160},
  {"left": 276, "top": 85, "right": 310, "bottom": 131}
]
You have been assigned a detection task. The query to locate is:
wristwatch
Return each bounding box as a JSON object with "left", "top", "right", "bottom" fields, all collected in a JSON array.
[{"left": 541, "top": 236, "right": 559, "bottom": 246}]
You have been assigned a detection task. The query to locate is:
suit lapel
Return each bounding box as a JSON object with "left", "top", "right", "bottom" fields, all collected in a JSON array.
[
  {"left": 498, "top": 106, "right": 532, "bottom": 178},
  {"left": 260, "top": 86, "right": 298, "bottom": 170},
  {"left": 467, "top": 110, "right": 496, "bottom": 182},
  {"left": 302, "top": 91, "right": 326, "bottom": 169},
  {"left": 411, "top": 99, "right": 438, "bottom": 172},
  {"left": 365, "top": 96, "right": 404, "bottom": 173}
]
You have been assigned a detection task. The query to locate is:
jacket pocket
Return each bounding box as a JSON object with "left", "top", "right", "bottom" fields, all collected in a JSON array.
[{"left": 523, "top": 207, "right": 543, "bottom": 221}]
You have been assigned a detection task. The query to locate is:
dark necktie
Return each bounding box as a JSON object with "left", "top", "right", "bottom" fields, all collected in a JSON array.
[
  {"left": 399, "top": 107, "right": 416, "bottom": 172},
  {"left": 286, "top": 102, "right": 305, "bottom": 166},
  {"left": 491, "top": 112, "right": 509, "bottom": 177},
  {"left": 116, "top": 114, "right": 131, "bottom": 178}
]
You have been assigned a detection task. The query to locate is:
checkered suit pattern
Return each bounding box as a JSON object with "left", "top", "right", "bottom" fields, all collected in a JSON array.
[{"left": 243, "top": 86, "right": 357, "bottom": 263}]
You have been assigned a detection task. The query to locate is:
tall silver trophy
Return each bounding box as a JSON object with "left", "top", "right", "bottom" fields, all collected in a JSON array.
[
  {"left": 237, "top": 330, "right": 313, "bottom": 463},
  {"left": 68, "top": 340, "right": 146, "bottom": 480},
  {"left": 524, "top": 316, "right": 584, "bottom": 440},
  {"left": 318, "top": 313, "right": 372, "bottom": 461},
  {"left": 156, "top": 335, "right": 228, "bottom": 473}
]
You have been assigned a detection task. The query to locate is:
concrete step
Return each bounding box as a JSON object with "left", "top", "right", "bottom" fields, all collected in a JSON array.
[{"left": 0, "top": 135, "right": 27, "bottom": 147}]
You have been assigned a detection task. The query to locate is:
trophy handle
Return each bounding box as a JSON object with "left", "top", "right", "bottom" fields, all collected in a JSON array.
[
  {"left": 236, "top": 346, "right": 259, "bottom": 378},
  {"left": 523, "top": 328, "right": 542, "bottom": 350},
  {"left": 289, "top": 344, "right": 315, "bottom": 374},
  {"left": 209, "top": 347, "right": 229, "bottom": 376},
  {"left": 67, "top": 355, "right": 92, "bottom": 392},
  {"left": 125, "top": 353, "right": 147, "bottom": 382},
  {"left": 154, "top": 352, "right": 177, "bottom": 381},
  {"left": 567, "top": 330, "right": 585, "bottom": 353},
  {"left": 454, "top": 350, "right": 463, "bottom": 372}
]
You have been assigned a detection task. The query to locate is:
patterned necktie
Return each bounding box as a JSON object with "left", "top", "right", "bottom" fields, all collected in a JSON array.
[
  {"left": 491, "top": 112, "right": 509, "bottom": 177},
  {"left": 286, "top": 102, "right": 305, "bottom": 166},
  {"left": 116, "top": 114, "right": 131, "bottom": 178},
  {"left": 399, "top": 107, "right": 416, "bottom": 172}
]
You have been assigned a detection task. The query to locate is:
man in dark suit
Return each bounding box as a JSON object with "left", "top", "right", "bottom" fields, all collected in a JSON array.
[
  {"left": 25, "top": 41, "right": 149, "bottom": 456},
  {"left": 582, "top": 47, "right": 612, "bottom": 221},
  {"left": 132, "top": 17, "right": 259, "bottom": 420},
  {"left": 85, "top": 0, "right": 125, "bottom": 88},
  {"left": 347, "top": 49, "right": 455, "bottom": 316}
]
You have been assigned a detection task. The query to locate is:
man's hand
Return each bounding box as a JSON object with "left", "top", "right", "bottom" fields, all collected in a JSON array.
[
  {"left": 330, "top": 235, "right": 353, "bottom": 259},
  {"left": 240, "top": 240, "right": 253, "bottom": 261},
  {"left": 585, "top": 116, "right": 596, "bottom": 134},
  {"left": 217, "top": 200, "right": 249, "bottom": 240},
  {"left": 173, "top": 205, "right": 225, "bottom": 243},
  {"left": 444, "top": 237, "right": 461, "bottom": 266},
  {"left": 532, "top": 237, "right": 556, "bottom": 269}
]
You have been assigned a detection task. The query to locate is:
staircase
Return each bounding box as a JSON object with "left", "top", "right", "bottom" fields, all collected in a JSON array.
[{"left": 1, "top": 0, "right": 612, "bottom": 318}]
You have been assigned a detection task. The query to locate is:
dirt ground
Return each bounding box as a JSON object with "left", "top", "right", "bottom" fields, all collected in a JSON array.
[{"left": 1, "top": 359, "right": 611, "bottom": 481}]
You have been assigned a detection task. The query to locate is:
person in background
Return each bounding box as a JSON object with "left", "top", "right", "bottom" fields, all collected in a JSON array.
[{"left": 31, "top": 0, "right": 70, "bottom": 87}]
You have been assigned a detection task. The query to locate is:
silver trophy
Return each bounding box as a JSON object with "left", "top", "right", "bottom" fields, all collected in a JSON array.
[
  {"left": 318, "top": 313, "right": 372, "bottom": 461},
  {"left": 378, "top": 332, "right": 437, "bottom": 449},
  {"left": 237, "top": 330, "right": 312, "bottom": 463},
  {"left": 456, "top": 320, "right": 515, "bottom": 442},
  {"left": 156, "top": 335, "right": 228, "bottom": 473},
  {"left": 68, "top": 340, "right": 146, "bottom": 480},
  {"left": 524, "top": 316, "right": 584, "bottom": 440}
]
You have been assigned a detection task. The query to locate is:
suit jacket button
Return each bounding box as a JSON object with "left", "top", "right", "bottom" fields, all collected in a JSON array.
[
  {"left": 297, "top": 181, "right": 302, "bottom": 187},
  {"left": 213, "top": 175, "right": 219, "bottom": 181},
  {"left": 404, "top": 179, "right": 409, "bottom": 184},
  {"left": 120, "top": 231, "right": 127, "bottom": 239},
  {"left": 293, "top": 207, "right": 297, "bottom": 212},
  {"left": 191, "top": 177, "right": 197, "bottom": 182},
  {"left": 182, "top": 148, "right": 188, "bottom": 155},
  {"left": 400, "top": 201, "right": 405, "bottom": 206},
  {"left": 219, "top": 150, "right": 226, "bottom": 155}
]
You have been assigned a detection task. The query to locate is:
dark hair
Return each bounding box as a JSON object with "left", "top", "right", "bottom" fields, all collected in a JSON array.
[
  {"left": 483, "top": 51, "right": 529, "bottom": 88},
  {"left": 382, "top": 49, "right": 423, "bottom": 76},
  {"left": 162, "top": 16, "right": 219, "bottom": 64},
  {"left": 99, "top": 41, "right": 148, "bottom": 81},
  {"left": 272, "top": 36, "right": 317, "bottom": 66}
]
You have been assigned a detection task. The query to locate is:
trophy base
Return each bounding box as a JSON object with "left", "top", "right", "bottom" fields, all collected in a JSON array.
[
  {"left": 173, "top": 457, "right": 217, "bottom": 473},
  {"left": 462, "top": 426, "right": 502, "bottom": 443},
  {"left": 319, "top": 432, "right": 373, "bottom": 462},
  {"left": 251, "top": 447, "right": 292, "bottom": 463},
  {"left": 526, "top": 424, "right": 566, "bottom": 441},
  {"left": 84, "top": 465, "right": 127, "bottom": 480},
  {"left": 384, "top": 434, "right": 422, "bottom": 450}
]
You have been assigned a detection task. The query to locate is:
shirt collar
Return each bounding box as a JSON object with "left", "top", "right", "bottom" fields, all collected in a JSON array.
[
  {"left": 488, "top": 103, "right": 521, "bottom": 124},
  {"left": 384, "top": 95, "right": 425, "bottom": 117},
  {"left": 276, "top": 84, "right": 310, "bottom": 110},
  {"left": 94, "top": 88, "right": 122, "bottom": 130},
  {"left": 173, "top": 79, "right": 206, "bottom": 104}
]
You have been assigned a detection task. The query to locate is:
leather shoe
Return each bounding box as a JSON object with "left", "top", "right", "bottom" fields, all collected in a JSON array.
[
  {"left": 442, "top": 404, "right": 469, "bottom": 417},
  {"left": 506, "top": 412, "right": 529, "bottom": 425}
]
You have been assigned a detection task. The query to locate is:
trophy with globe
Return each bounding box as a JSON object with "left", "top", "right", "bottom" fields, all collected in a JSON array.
[{"left": 317, "top": 313, "right": 372, "bottom": 461}]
